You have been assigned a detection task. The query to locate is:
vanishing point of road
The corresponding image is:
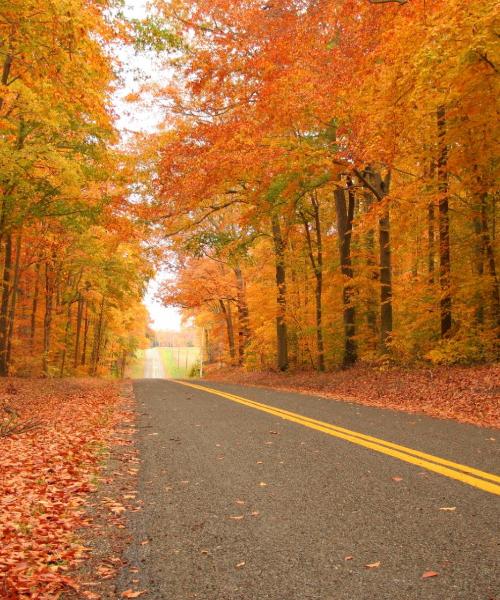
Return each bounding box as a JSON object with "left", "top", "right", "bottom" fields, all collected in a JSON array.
[{"left": 119, "top": 371, "right": 499, "bottom": 599}]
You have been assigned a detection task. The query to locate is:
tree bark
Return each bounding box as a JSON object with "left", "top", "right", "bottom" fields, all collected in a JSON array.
[
  {"left": 74, "top": 295, "right": 84, "bottom": 368},
  {"left": 0, "top": 233, "right": 12, "bottom": 375},
  {"left": 379, "top": 197, "right": 393, "bottom": 349},
  {"left": 480, "top": 194, "right": 500, "bottom": 330},
  {"left": 437, "top": 105, "right": 452, "bottom": 337},
  {"left": 30, "top": 260, "right": 41, "bottom": 352},
  {"left": 6, "top": 232, "right": 22, "bottom": 369},
  {"left": 81, "top": 302, "right": 89, "bottom": 366},
  {"left": 301, "top": 193, "right": 325, "bottom": 371},
  {"left": 59, "top": 302, "right": 72, "bottom": 377},
  {"left": 219, "top": 299, "right": 236, "bottom": 362},
  {"left": 363, "top": 192, "right": 378, "bottom": 341},
  {"left": 43, "top": 260, "right": 54, "bottom": 376},
  {"left": 271, "top": 213, "right": 289, "bottom": 371},
  {"left": 234, "top": 266, "right": 250, "bottom": 365},
  {"left": 428, "top": 202, "right": 436, "bottom": 284},
  {"left": 356, "top": 167, "right": 393, "bottom": 351},
  {"left": 91, "top": 296, "right": 105, "bottom": 375},
  {"left": 334, "top": 183, "right": 357, "bottom": 367}
]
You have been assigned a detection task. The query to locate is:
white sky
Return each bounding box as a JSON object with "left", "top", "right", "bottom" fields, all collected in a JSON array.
[{"left": 116, "top": 0, "right": 181, "bottom": 331}]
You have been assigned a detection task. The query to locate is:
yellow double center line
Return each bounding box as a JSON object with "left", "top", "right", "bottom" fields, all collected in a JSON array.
[{"left": 174, "top": 380, "right": 500, "bottom": 496}]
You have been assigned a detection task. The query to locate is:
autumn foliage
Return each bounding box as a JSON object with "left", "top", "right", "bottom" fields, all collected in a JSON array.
[
  {"left": 0, "top": 0, "right": 152, "bottom": 378},
  {"left": 0, "top": 378, "right": 127, "bottom": 598},
  {"left": 147, "top": 0, "right": 499, "bottom": 371}
]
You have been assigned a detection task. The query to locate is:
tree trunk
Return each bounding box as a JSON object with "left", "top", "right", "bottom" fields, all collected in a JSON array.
[
  {"left": 363, "top": 192, "right": 378, "bottom": 342},
  {"left": 271, "top": 213, "right": 289, "bottom": 371},
  {"left": 74, "top": 295, "right": 84, "bottom": 368},
  {"left": 379, "top": 199, "right": 393, "bottom": 349},
  {"left": 334, "top": 183, "right": 357, "bottom": 367},
  {"left": 357, "top": 167, "right": 393, "bottom": 351},
  {"left": 43, "top": 260, "right": 54, "bottom": 376},
  {"left": 428, "top": 202, "right": 436, "bottom": 284},
  {"left": 473, "top": 204, "right": 485, "bottom": 324},
  {"left": 301, "top": 194, "right": 325, "bottom": 371},
  {"left": 30, "top": 260, "right": 41, "bottom": 352},
  {"left": 437, "top": 105, "right": 452, "bottom": 337},
  {"left": 6, "top": 232, "right": 22, "bottom": 368},
  {"left": 234, "top": 266, "right": 250, "bottom": 365},
  {"left": 91, "top": 297, "right": 105, "bottom": 375},
  {"left": 81, "top": 302, "right": 89, "bottom": 366},
  {"left": 0, "top": 233, "right": 12, "bottom": 376},
  {"left": 219, "top": 299, "right": 236, "bottom": 362},
  {"left": 480, "top": 194, "right": 500, "bottom": 330}
]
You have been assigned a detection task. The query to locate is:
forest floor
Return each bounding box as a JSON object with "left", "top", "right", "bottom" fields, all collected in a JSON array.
[
  {"left": 0, "top": 378, "right": 137, "bottom": 599},
  {"left": 204, "top": 363, "right": 500, "bottom": 429}
]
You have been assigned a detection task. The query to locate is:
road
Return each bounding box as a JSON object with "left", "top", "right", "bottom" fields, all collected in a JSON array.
[
  {"left": 143, "top": 348, "right": 165, "bottom": 379},
  {"left": 120, "top": 379, "right": 499, "bottom": 599}
]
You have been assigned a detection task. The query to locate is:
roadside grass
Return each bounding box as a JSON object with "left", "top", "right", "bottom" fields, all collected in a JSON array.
[
  {"left": 158, "top": 347, "right": 200, "bottom": 378},
  {"left": 129, "top": 349, "right": 145, "bottom": 378}
]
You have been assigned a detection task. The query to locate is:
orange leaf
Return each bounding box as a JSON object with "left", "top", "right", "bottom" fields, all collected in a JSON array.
[
  {"left": 421, "top": 571, "right": 438, "bottom": 579},
  {"left": 121, "top": 590, "right": 147, "bottom": 598}
]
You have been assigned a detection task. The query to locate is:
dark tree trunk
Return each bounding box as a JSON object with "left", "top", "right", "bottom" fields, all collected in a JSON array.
[
  {"left": 219, "top": 299, "right": 236, "bottom": 362},
  {"left": 81, "top": 302, "right": 89, "bottom": 366},
  {"left": 30, "top": 260, "right": 41, "bottom": 351},
  {"left": 301, "top": 193, "right": 325, "bottom": 371},
  {"left": 91, "top": 297, "right": 105, "bottom": 375},
  {"left": 334, "top": 183, "right": 357, "bottom": 367},
  {"left": 0, "top": 233, "right": 12, "bottom": 376},
  {"left": 234, "top": 266, "right": 250, "bottom": 365},
  {"left": 363, "top": 192, "right": 378, "bottom": 341},
  {"left": 59, "top": 302, "right": 72, "bottom": 377},
  {"left": 6, "top": 232, "right": 22, "bottom": 368},
  {"left": 473, "top": 204, "right": 485, "bottom": 325},
  {"left": 480, "top": 195, "right": 500, "bottom": 330},
  {"left": 437, "top": 105, "right": 452, "bottom": 337},
  {"left": 428, "top": 202, "right": 436, "bottom": 284},
  {"left": 43, "top": 260, "right": 54, "bottom": 376},
  {"left": 356, "top": 167, "right": 393, "bottom": 351},
  {"left": 74, "top": 295, "right": 84, "bottom": 368},
  {"left": 379, "top": 199, "right": 393, "bottom": 349},
  {"left": 271, "top": 213, "right": 289, "bottom": 371}
]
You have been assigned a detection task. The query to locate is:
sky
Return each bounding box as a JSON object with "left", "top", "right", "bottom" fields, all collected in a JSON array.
[{"left": 116, "top": 0, "right": 182, "bottom": 331}]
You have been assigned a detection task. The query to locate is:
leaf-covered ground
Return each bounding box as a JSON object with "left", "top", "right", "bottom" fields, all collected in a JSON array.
[
  {"left": 204, "top": 364, "right": 500, "bottom": 429},
  {"left": 0, "top": 378, "right": 132, "bottom": 599}
]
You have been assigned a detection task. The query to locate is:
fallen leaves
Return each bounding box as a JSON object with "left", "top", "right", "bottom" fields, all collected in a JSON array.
[
  {"left": 439, "top": 507, "right": 456, "bottom": 511},
  {"left": 204, "top": 364, "right": 500, "bottom": 428},
  {"left": 365, "top": 561, "right": 381, "bottom": 569},
  {"left": 391, "top": 476, "right": 403, "bottom": 482},
  {"left": 235, "top": 561, "right": 246, "bottom": 568},
  {"left": 121, "top": 589, "right": 147, "bottom": 597},
  {"left": 0, "top": 378, "right": 126, "bottom": 598},
  {"left": 421, "top": 571, "right": 439, "bottom": 579}
]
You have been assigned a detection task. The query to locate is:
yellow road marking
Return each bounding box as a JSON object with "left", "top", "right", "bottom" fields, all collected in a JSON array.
[{"left": 174, "top": 380, "right": 500, "bottom": 496}]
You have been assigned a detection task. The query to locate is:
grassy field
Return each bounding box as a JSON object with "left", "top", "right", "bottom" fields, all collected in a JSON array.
[{"left": 158, "top": 346, "right": 201, "bottom": 378}]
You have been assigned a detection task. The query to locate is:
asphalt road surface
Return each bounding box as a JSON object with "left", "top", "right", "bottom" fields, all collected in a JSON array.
[{"left": 121, "top": 378, "right": 499, "bottom": 600}]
